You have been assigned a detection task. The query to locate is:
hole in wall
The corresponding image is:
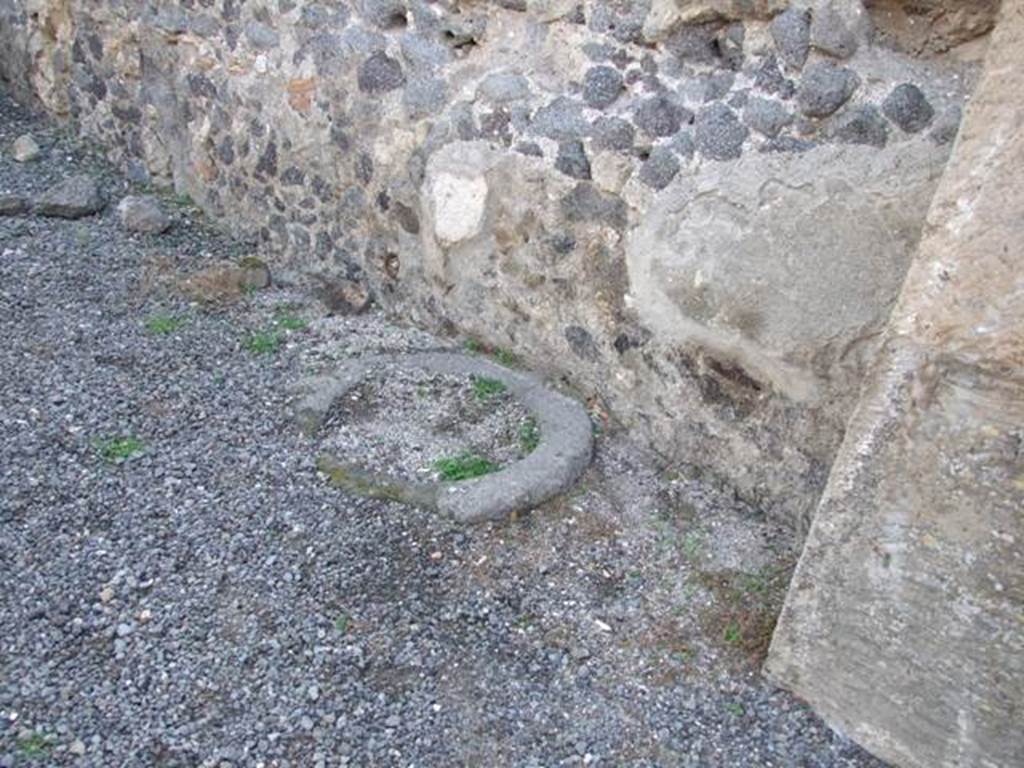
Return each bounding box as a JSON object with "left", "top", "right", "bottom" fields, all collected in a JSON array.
[{"left": 384, "top": 10, "right": 408, "bottom": 29}]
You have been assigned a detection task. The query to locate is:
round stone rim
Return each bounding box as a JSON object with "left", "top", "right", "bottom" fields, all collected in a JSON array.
[{"left": 290, "top": 351, "right": 594, "bottom": 523}]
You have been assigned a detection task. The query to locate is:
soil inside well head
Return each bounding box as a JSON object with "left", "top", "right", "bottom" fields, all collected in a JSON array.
[{"left": 319, "top": 366, "right": 537, "bottom": 483}]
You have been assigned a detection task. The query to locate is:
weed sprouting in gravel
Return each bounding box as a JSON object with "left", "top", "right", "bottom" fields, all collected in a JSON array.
[
  {"left": 144, "top": 313, "right": 186, "bottom": 335},
  {"left": 15, "top": 733, "right": 52, "bottom": 758},
  {"left": 696, "top": 560, "right": 796, "bottom": 666},
  {"left": 471, "top": 375, "right": 507, "bottom": 401},
  {"left": 723, "top": 621, "right": 742, "bottom": 645},
  {"left": 244, "top": 311, "right": 307, "bottom": 354},
  {"left": 682, "top": 531, "right": 703, "bottom": 562},
  {"left": 433, "top": 452, "right": 499, "bottom": 481},
  {"left": 243, "top": 330, "right": 282, "bottom": 355},
  {"left": 96, "top": 435, "right": 145, "bottom": 463},
  {"left": 274, "top": 312, "right": 309, "bottom": 332},
  {"left": 334, "top": 613, "right": 350, "bottom": 634},
  {"left": 518, "top": 417, "right": 540, "bottom": 454}
]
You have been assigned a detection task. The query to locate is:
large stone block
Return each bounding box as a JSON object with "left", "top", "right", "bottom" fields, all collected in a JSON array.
[
  {"left": 767, "top": 2, "right": 1024, "bottom": 764},
  {"left": 625, "top": 140, "right": 948, "bottom": 406}
]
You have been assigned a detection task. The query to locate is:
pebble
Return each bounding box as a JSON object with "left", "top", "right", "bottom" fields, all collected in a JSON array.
[
  {"left": 12, "top": 133, "right": 40, "bottom": 162},
  {"left": 117, "top": 195, "right": 171, "bottom": 234}
]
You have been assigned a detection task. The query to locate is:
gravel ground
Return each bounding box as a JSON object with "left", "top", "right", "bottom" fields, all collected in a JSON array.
[
  {"left": 320, "top": 367, "right": 534, "bottom": 482},
  {"left": 0, "top": 89, "right": 887, "bottom": 767}
]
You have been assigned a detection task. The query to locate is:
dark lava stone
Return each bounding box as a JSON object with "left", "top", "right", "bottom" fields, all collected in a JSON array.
[
  {"left": 797, "top": 62, "right": 860, "bottom": 118},
  {"left": 634, "top": 96, "right": 691, "bottom": 138},
  {"left": 530, "top": 97, "right": 589, "bottom": 141},
  {"left": 560, "top": 183, "right": 627, "bottom": 229},
  {"left": 514, "top": 141, "right": 544, "bottom": 157},
  {"left": 665, "top": 23, "right": 719, "bottom": 65},
  {"left": 743, "top": 96, "right": 792, "bottom": 139},
  {"left": 637, "top": 147, "right": 680, "bottom": 190},
  {"left": 753, "top": 54, "right": 798, "bottom": 99},
  {"left": 770, "top": 8, "right": 811, "bottom": 69},
  {"left": 555, "top": 140, "right": 592, "bottom": 180},
  {"left": 753, "top": 54, "right": 795, "bottom": 99},
  {"left": 582, "top": 66, "right": 625, "bottom": 109},
  {"left": 591, "top": 116, "right": 635, "bottom": 151},
  {"left": 882, "top": 83, "right": 935, "bottom": 133},
  {"left": 832, "top": 105, "right": 889, "bottom": 147},
  {"left": 760, "top": 136, "right": 816, "bottom": 154},
  {"left": 564, "top": 325, "right": 600, "bottom": 361},
  {"left": 357, "top": 51, "right": 405, "bottom": 93},
  {"left": 695, "top": 103, "right": 749, "bottom": 161}
]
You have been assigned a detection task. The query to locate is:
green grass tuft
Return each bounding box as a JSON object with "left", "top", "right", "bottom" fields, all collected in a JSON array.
[
  {"left": 723, "top": 621, "right": 742, "bottom": 645},
  {"left": 274, "top": 312, "right": 309, "bottom": 332},
  {"left": 144, "top": 313, "right": 187, "bottom": 335},
  {"left": 471, "top": 375, "right": 507, "bottom": 401},
  {"left": 682, "top": 531, "right": 703, "bottom": 562},
  {"left": 433, "top": 453, "right": 499, "bottom": 482},
  {"left": 96, "top": 435, "right": 145, "bottom": 463},
  {"left": 16, "top": 733, "right": 51, "bottom": 758},
  {"left": 334, "top": 613, "right": 349, "bottom": 634},
  {"left": 518, "top": 417, "right": 540, "bottom": 454},
  {"left": 243, "top": 330, "right": 281, "bottom": 355},
  {"left": 492, "top": 347, "right": 518, "bottom": 367}
]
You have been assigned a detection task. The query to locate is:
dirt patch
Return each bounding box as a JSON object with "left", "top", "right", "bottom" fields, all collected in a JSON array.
[
  {"left": 318, "top": 366, "right": 537, "bottom": 482},
  {"left": 696, "top": 560, "right": 795, "bottom": 669}
]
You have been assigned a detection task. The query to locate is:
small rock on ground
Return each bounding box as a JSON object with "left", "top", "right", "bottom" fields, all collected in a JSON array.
[
  {"left": 33, "top": 174, "right": 106, "bottom": 218},
  {"left": 0, "top": 193, "right": 29, "bottom": 216},
  {"left": 117, "top": 194, "right": 171, "bottom": 234},
  {"left": 11, "top": 133, "right": 40, "bottom": 162}
]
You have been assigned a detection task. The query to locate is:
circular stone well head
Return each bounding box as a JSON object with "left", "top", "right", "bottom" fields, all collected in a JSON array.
[{"left": 290, "top": 352, "right": 594, "bottom": 523}]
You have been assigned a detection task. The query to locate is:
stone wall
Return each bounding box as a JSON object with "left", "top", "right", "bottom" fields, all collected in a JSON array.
[
  {"left": 0, "top": 0, "right": 989, "bottom": 526},
  {"left": 766, "top": 0, "right": 1023, "bottom": 764}
]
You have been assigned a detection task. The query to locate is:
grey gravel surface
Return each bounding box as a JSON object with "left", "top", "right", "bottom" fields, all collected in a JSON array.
[{"left": 0, "top": 89, "right": 888, "bottom": 767}]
